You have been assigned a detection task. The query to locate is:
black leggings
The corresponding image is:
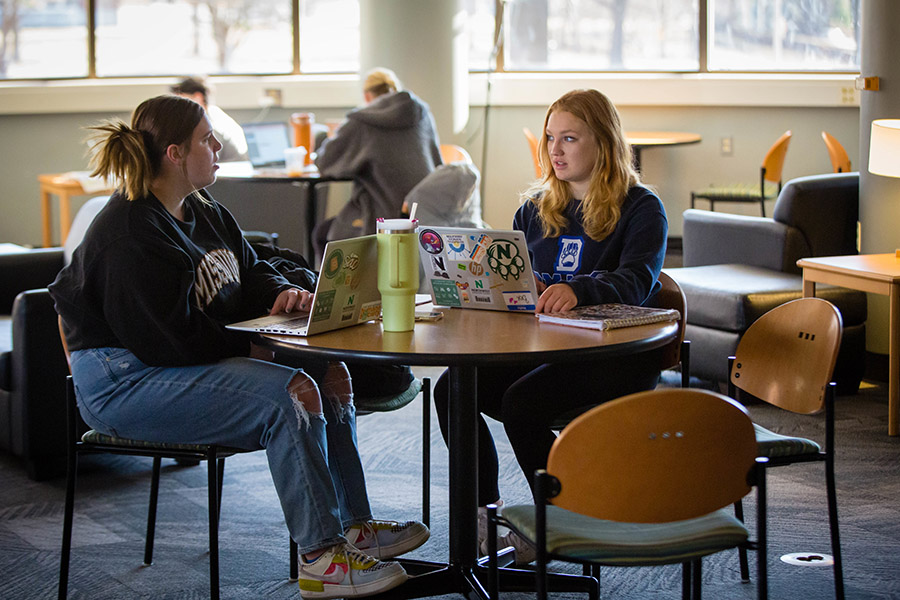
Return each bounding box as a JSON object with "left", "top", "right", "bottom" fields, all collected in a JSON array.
[{"left": 434, "top": 352, "right": 662, "bottom": 505}]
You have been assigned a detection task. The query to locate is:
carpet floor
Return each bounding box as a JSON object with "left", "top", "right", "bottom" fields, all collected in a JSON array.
[{"left": 1, "top": 366, "right": 899, "bottom": 599}]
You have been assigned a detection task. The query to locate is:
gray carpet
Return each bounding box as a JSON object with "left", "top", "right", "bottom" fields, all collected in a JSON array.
[{"left": 2, "top": 366, "right": 899, "bottom": 599}]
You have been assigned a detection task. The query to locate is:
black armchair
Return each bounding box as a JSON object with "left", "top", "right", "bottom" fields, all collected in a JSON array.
[
  {"left": 665, "top": 172, "right": 867, "bottom": 394},
  {"left": 0, "top": 248, "right": 70, "bottom": 479}
]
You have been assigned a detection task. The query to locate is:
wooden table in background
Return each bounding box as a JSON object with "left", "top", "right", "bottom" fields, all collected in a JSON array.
[
  {"left": 38, "top": 174, "right": 113, "bottom": 247},
  {"left": 626, "top": 131, "right": 702, "bottom": 172},
  {"left": 798, "top": 253, "right": 900, "bottom": 435}
]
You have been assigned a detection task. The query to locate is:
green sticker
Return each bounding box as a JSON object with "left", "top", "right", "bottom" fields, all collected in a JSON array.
[
  {"left": 431, "top": 279, "right": 461, "bottom": 307},
  {"left": 311, "top": 289, "right": 336, "bottom": 322}
]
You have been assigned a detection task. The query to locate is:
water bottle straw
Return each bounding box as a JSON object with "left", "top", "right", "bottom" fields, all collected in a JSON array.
[{"left": 409, "top": 202, "right": 418, "bottom": 222}]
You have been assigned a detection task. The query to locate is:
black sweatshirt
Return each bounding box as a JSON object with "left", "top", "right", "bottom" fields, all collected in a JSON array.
[{"left": 49, "top": 190, "right": 295, "bottom": 366}]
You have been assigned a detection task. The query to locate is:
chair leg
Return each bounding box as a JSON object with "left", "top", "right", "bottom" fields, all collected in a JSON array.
[
  {"left": 690, "top": 192, "right": 696, "bottom": 209},
  {"left": 421, "top": 377, "right": 431, "bottom": 528},
  {"left": 217, "top": 457, "right": 226, "bottom": 523},
  {"left": 681, "top": 340, "right": 691, "bottom": 388},
  {"left": 143, "top": 457, "right": 162, "bottom": 566},
  {"left": 290, "top": 538, "right": 299, "bottom": 581},
  {"left": 734, "top": 500, "right": 750, "bottom": 581},
  {"left": 692, "top": 559, "right": 702, "bottom": 600},
  {"left": 58, "top": 450, "right": 78, "bottom": 600},
  {"left": 681, "top": 562, "right": 691, "bottom": 600},
  {"left": 487, "top": 504, "right": 499, "bottom": 600},
  {"left": 826, "top": 457, "right": 845, "bottom": 600},
  {"left": 207, "top": 448, "right": 220, "bottom": 600},
  {"left": 757, "top": 463, "right": 768, "bottom": 600}
]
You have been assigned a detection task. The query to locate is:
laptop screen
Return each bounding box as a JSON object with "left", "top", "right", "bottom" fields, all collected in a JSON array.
[{"left": 242, "top": 122, "right": 291, "bottom": 167}]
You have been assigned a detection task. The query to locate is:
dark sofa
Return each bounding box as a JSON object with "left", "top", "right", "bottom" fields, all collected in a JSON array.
[{"left": 664, "top": 172, "right": 867, "bottom": 393}]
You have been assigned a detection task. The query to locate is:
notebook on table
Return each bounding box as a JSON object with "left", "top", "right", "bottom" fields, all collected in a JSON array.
[
  {"left": 416, "top": 226, "right": 539, "bottom": 312},
  {"left": 227, "top": 235, "right": 381, "bottom": 336},
  {"left": 241, "top": 121, "right": 291, "bottom": 168}
]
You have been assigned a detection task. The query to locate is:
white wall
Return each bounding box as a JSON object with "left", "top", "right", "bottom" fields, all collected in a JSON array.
[{"left": 0, "top": 74, "right": 861, "bottom": 248}]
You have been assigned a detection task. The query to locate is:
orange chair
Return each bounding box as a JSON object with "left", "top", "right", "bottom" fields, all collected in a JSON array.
[
  {"left": 523, "top": 127, "right": 542, "bottom": 178},
  {"left": 440, "top": 144, "right": 472, "bottom": 165},
  {"left": 822, "top": 131, "right": 852, "bottom": 173},
  {"left": 691, "top": 130, "right": 792, "bottom": 217}
]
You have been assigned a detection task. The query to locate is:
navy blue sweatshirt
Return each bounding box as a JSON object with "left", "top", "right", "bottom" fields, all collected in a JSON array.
[
  {"left": 49, "top": 190, "right": 294, "bottom": 367},
  {"left": 513, "top": 185, "right": 668, "bottom": 307}
]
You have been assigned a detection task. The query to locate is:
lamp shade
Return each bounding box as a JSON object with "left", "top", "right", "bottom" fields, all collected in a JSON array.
[{"left": 869, "top": 119, "right": 900, "bottom": 178}]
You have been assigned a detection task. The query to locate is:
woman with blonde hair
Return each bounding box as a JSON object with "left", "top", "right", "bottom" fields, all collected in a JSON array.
[
  {"left": 50, "top": 94, "right": 428, "bottom": 599},
  {"left": 313, "top": 67, "right": 442, "bottom": 261},
  {"left": 432, "top": 89, "right": 668, "bottom": 564}
]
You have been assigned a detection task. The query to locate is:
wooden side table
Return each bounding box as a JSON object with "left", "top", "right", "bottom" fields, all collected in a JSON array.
[
  {"left": 798, "top": 253, "right": 900, "bottom": 435},
  {"left": 38, "top": 174, "right": 113, "bottom": 247}
]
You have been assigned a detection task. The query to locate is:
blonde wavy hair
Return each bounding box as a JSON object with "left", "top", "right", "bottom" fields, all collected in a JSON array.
[
  {"left": 523, "top": 89, "right": 639, "bottom": 241},
  {"left": 363, "top": 67, "right": 402, "bottom": 98},
  {"left": 85, "top": 95, "right": 206, "bottom": 201}
]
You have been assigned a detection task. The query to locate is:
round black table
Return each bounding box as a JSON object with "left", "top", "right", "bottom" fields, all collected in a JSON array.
[{"left": 260, "top": 306, "right": 679, "bottom": 599}]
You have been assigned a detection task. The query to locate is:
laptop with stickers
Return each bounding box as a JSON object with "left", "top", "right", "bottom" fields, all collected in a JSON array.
[
  {"left": 227, "top": 235, "right": 382, "bottom": 336},
  {"left": 416, "top": 226, "right": 539, "bottom": 312}
]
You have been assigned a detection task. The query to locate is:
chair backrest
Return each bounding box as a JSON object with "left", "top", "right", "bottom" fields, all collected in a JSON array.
[
  {"left": 761, "top": 130, "right": 792, "bottom": 184},
  {"left": 64, "top": 195, "right": 110, "bottom": 265},
  {"left": 523, "top": 127, "right": 542, "bottom": 178},
  {"left": 656, "top": 271, "right": 687, "bottom": 371},
  {"left": 58, "top": 315, "right": 72, "bottom": 373},
  {"left": 731, "top": 297, "right": 842, "bottom": 414},
  {"left": 821, "top": 131, "right": 852, "bottom": 173},
  {"left": 547, "top": 388, "right": 757, "bottom": 523},
  {"left": 440, "top": 144, "right": 472, "bottom": 165}
]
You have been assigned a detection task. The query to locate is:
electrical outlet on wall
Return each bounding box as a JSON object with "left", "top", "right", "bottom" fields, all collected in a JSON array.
[{"left": 720, "top": 136, "right": 733, "bottom": 156}]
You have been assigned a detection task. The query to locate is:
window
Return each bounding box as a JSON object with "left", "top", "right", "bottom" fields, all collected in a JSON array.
[
  {"left": 0, "top": 0, "right": 860, "bottom": 81},
  {"left": 503, "top": 0, "right": 699, "bottom": 72},
  {"left": 708, "top": 0, "right": 860, "bottom": 71}
]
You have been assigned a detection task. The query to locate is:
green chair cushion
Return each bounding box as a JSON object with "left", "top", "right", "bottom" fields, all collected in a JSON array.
[
  {"left": 502, "top": 503, "right": 748, "bottom": 566},
  {"left": 693, "top": 181, "right": 779, "bottom": 200},
  {"left": 355, "top": 378, "right": 423, "bottom": 414},
  {"left": 81, "top": 430, "right": 244, "bottom": 454},
  {"left": 754, "top": 423, "right": 821, "bottom": 458}
]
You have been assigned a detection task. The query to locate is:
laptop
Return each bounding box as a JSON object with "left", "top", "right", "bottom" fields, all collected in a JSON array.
[
  {"left": 242, "top": 121, "right": 291, "bottom": 168},
  {"left": 227, "top": 235, "right": 382, "bottom": 336},
  {"left": 417, "top": 226, "right": 539, "bottom": 312}
]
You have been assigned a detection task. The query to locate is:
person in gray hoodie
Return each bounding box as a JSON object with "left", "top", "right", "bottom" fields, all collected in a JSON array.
[{"left": 313, "top": 68, "right": 442, "bottom": 261}]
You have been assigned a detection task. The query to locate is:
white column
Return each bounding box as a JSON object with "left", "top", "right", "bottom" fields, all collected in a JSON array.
[
  {"left": 359, "top": 0, "right": 469, "bottom": 141},
  {"left": 860, "top": 0, "right": 900, "bottom": 353}
]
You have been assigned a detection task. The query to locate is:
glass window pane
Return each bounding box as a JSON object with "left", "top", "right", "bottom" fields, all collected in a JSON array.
[
  {"left": 300, "top": 0, "right": 359, "bottom": 73},
  {"left": 95, "top": 0, "right": 293, "bottom": 77},
  {"left": 464, "top": 0, "right": 497, "bottom": 71},
  {"left": 709, "top": 0, "right": 860, "bottom": 71},
  {"left": 504, "top": 0, "right": 699, "bottom": 71},
  {"left": 1, "top": 0, "right": 88, "bottom": 79}
]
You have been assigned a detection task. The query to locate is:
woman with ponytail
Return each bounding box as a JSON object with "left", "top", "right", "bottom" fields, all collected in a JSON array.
[
  {"left": 50, "top": 95, "right": 428, "bottom": 598},
  {"left": 432, "top": 89, "right": 668, "bottom": 564}
]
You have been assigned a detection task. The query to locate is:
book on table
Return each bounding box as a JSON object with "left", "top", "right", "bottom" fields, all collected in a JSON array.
[{"left": 536, "top": 303, "right": 680, "bottom": 331}]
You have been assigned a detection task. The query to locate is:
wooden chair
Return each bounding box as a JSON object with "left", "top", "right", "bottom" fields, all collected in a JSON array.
[
  {"left": 728, "top": 297, "right": 845, "bottom": 600},
  {"left": 355, "top": 377, "right": 433, "bottom": 526},
  {"left": 487, "top": 388, "right": 765, "bottom": 600},
  {"left": 822, "top": 131, "right": 852, "bottom": 173},
  {"left": 691, "top": 130, "right": 792, "bottom": 217},
  {"left": 523, "top": 127, "right": 542, "bottom": 178},
  {"left": 440, "top": 143, "right": 472, "bottom": 164},
  {"left": 56, "top": 318, "right": 297, "bottom": 600}
]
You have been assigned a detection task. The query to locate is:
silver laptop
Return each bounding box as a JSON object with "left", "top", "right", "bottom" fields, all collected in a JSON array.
[
  {"left": 242, "top": 121, "right": 291, "bottom": 168},
  {"left": 227, "top": 235, "right": 381, "bottom": 336},
  {"left": 417, "top": 226, "right": 539, "bottom": 312}
]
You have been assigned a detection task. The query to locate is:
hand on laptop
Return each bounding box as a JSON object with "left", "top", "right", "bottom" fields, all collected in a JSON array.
[
  {"left": 535, "top": 283, "right": 577, "bottom": 314},
  {"left": 270, "top": 288, "right": 313, "bottom": 315}
]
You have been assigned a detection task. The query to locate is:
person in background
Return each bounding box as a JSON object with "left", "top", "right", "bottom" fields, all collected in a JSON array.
[
  {"left": 50, "top": 94, "right": 428, "bottom": 599},
  {"left": 432, "top": 89, "right": 668, "bottom": 565},
  {"left": 171, "top": 76, "right": 249, "bottom": 163},
  {"left": 313, "top": 67, "right": 442, "bottom": 263}
]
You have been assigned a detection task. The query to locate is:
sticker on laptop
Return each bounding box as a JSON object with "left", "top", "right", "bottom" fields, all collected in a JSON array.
[
  {"left": 503, "top": 290, "right": 536, "bottom": 311},
  {"left": 445, "top": 234, "right": 469, "bottom": 260},
  {"left": 488, "top": 238, "right": 527, "bottom": 281},
  {"left": 431, "top": 279, "right": 461, "bottom": 306},
  {"left": 322, "top": 249, "right": 344, "bottom": 279},
  {"left": 358, "top": 301, "right": 382, "bottom": 322},
  {"left": 468, "top": 233, "right": 492, "bottom": 263},
  {"left": 312, "top": 289, "right": 336, "bottom": 321},
  {"left": 419, "top": 229, "right": 443, "bottom": 254}
]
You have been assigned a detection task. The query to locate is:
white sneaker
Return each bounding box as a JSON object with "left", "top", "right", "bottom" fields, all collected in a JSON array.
[
  {"left": 345, "top": 519, "right": 430, "bottom": 559},
  {"left": 298, "top": 542, "right": 407, "bottom": 599},
  {"left": 477, "top": 500, "right": 504, "bottom": 551},
  {"left": 480, "top": 527, "right": 537, "bottom": 566}
]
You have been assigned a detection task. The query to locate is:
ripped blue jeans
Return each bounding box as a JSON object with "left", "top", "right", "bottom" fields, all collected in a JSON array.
[{"left": 70, "top": 347, "right": 372, "bottom": 555}]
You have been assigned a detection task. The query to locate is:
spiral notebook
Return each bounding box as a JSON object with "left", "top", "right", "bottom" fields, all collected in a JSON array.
[{"left": 536, "top": 303, "right": 680, "bottom": 331}]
